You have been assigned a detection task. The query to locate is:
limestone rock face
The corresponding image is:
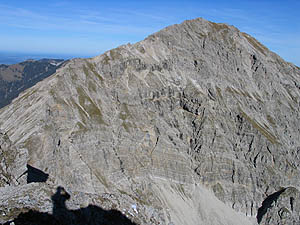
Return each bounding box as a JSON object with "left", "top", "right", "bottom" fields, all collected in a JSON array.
[
  {"left": 0, "top": 18, "right": 300, "bottom": 224},
  {"left": 0, "top": 130, "right": 28, "bottom": 187}
]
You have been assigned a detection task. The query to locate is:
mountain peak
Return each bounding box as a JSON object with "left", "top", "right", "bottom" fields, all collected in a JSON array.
[
  {"left": 0, "top": 18, "right": 300, "bottom": 225},
  {"left": 147, "top": 17, "right": 270, "bottom": 57}
]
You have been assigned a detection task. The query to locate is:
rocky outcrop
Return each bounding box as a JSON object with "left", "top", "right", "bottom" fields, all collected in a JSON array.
[
  {"left": 257, "top": 187, "right": 300, "bottom": 224},
  {"left": 0, "top": 18, "right": 299, "bottom": 224},
  {"left": 0, "top": 130, "right": 27, "bottom": 187}
]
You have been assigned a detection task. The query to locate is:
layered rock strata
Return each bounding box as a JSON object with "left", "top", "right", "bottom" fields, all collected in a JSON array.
[{"left": 0, "top": 18, "right": 299, "bottom": 224}]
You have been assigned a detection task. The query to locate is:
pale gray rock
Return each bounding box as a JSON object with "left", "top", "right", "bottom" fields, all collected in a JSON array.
[
  {"left": 0, "top": 130, "right": 28, "bottom": 187},
  {"left": 0, "top": 18, "right": 299, "bottom": 224}
]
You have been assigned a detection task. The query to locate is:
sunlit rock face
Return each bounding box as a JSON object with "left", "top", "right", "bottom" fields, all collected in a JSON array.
[{"left": 0, "top": 18, "right": 300, "bottom": 225}]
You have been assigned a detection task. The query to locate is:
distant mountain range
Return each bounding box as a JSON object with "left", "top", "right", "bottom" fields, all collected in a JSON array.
[{"left": 0, "top": 58, "right": 65, "bottom": 108}]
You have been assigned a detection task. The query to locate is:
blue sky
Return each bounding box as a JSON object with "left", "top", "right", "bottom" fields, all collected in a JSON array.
[{"left": 0, "top": 0, "right": 299, "bottom": 65}]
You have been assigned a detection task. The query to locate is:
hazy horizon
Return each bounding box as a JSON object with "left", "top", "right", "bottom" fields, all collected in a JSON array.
[{"left": 0, "top": 51, "right": 94, "bottom": 64}]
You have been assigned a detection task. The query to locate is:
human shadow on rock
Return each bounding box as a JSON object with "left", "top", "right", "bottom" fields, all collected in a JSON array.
[{"left": 5, "top": 186, "right": 137, "bottom": 225}]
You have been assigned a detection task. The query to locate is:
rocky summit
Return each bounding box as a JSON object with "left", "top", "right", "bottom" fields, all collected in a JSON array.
[{"left": 0, "top": 18, "right": 300, "bottom": 225}]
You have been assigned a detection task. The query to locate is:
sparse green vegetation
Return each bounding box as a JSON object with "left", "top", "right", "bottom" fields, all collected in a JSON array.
[
  {"left": 173, "top": 183, "right": 190, "bottom": 199},
  {"left": 75, "top": 121, "right": 88, "bottom": 132},
  {"left": 242, "top": 33, "right": 267, "bottom": 55},
  {"left": 266, "top": 115, "right": 276, "bottom": 127},
  {"left": 288, "top": 102, "right": 295, "bottom": 111},
  {"left": 240, "top": 110, "right": 279, "bottom": 145},
  {"left": 110, "top": 48, "right": 122, "bottom": 60},
  {"left": 216, "top": 86, "right": 223, "bottom": 100},
  {"left": 239, "top": 90, "right": 253, "bottom": 99},
  {"left": 76, "top": 87, "right": 107, "bottom": 125},
  {"left": 252, "top": 92, "right": 263, "bottom": 103},
  {"left": 225, "top": 87, "right": 259, "bottom": 102},
  {"left": 93, "top": 170, "right": 109, "bottom": 188},
  {"left": 209, "top": 22, "right": 228, "bottom": 31},
  {"left": 226, "top": 87, "right": 240, "bottom": 95},
  {"left": 71, "top": 99, "right": 88, "bottom": 125},
  {"left": 212, "top": 183, "right": 225, "bottom": 201},
  {"left": 88, "top": 80, "right": 97, "bottom": 92},
  {"left": 102, "top": 54, "right": 110, "bottom": 65},
  {"left": 119, "top": 188, "right": 149, "bottom": 205},
  {"left": 85, "top": 61, "right": 104, "bottom": 82},
  {"left": 18, "top": 89, "right": 37, "bottom": 101},
  {"left": 137, "top": 46, "right": 146, "bottom": 54}
]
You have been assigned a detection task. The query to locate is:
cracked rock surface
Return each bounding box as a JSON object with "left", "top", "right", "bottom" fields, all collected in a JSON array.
[
  {"left": 0, "top": 130, "right": 28, "bottom": 187},
  {"left": 0, "top": 18, "right": 300, "bottom": 224}
]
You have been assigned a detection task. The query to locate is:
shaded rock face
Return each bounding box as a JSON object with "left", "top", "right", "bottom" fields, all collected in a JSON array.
[
  {"left": 0, "top": 59, "right": 65, "bottom": 108},
  {"left": 0, "top": 18, "right": 300, "bottom": 224},
  {"left": 3, "top": 186, "right": 137, "bottom": 225}
]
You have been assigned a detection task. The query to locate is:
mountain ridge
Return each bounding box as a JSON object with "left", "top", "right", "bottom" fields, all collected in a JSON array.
[
  {"left": 0, "top": 17, "right": 299, "bottom": 225},
  {"left": 0, "top": 58, "right": 65, "bottom": 108}
]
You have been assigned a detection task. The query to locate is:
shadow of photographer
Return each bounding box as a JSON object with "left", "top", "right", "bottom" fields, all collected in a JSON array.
[{"left": 5, "top": 186, "right": 137, "bottom": 225}]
